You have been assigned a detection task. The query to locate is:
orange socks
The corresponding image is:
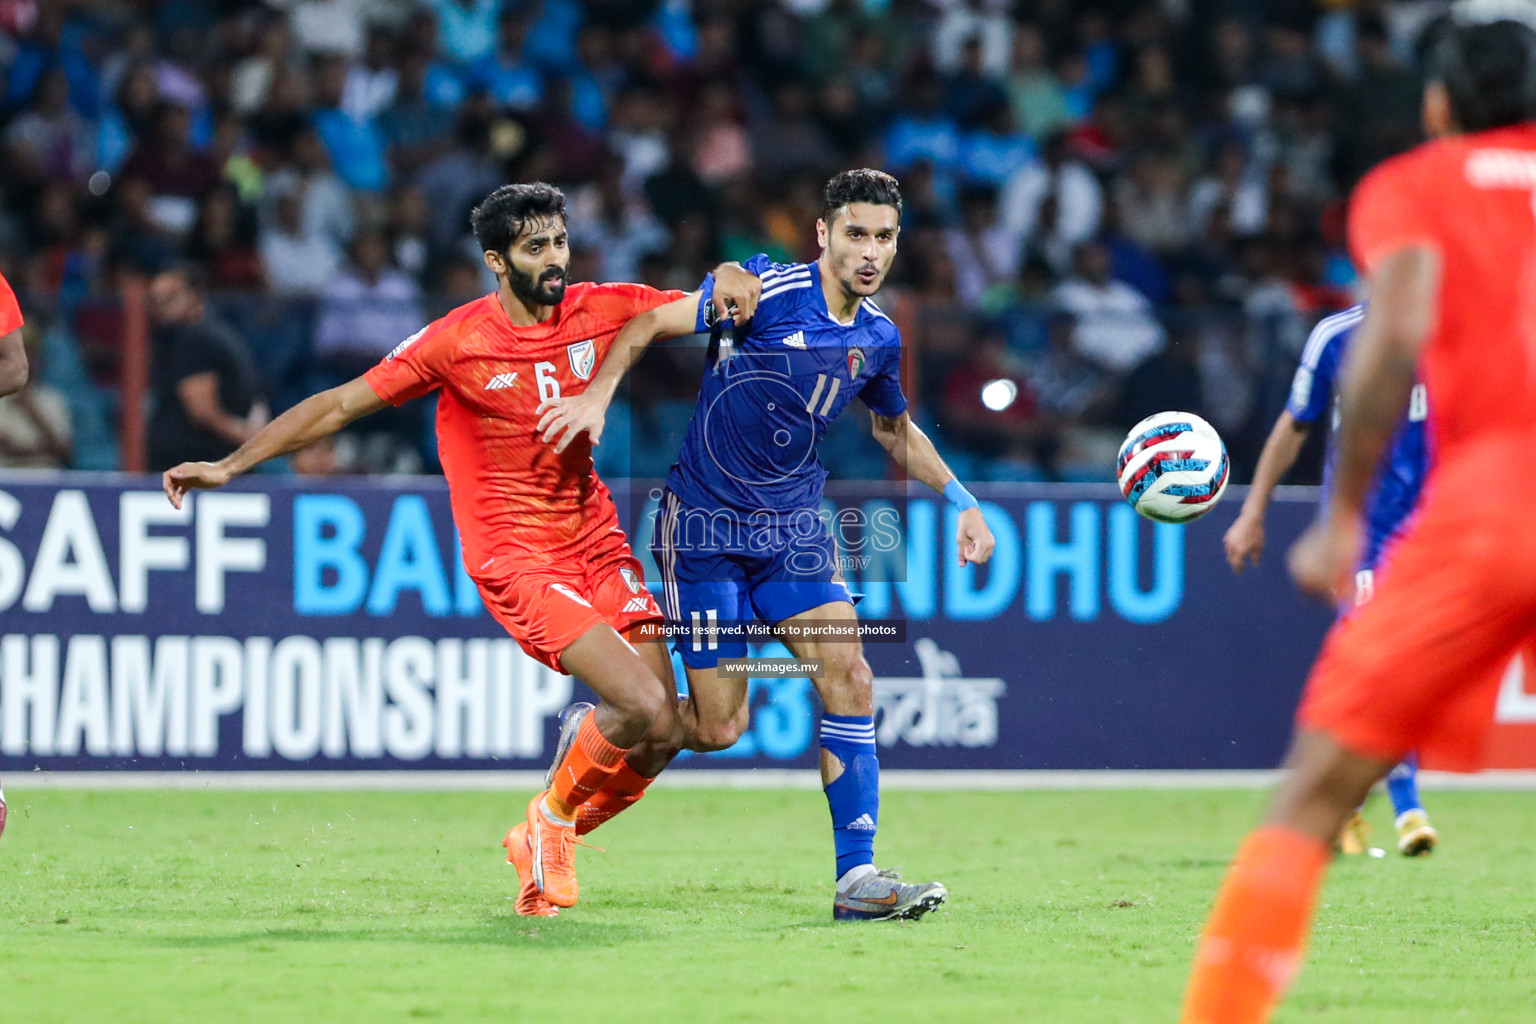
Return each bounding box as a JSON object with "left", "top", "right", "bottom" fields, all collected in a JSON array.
[
  {"left": 1181, "top": 826, "right": 1330, "bottom": 1024},
  {"left": 545, "top": 716, "right": 629, "bottom": 821},
  {"left": 576, "top": 760, "right": 656, "bottom": 836}
]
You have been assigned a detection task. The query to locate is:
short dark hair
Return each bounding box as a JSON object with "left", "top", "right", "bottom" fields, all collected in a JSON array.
[
  {"left": 471, "top": 182, "right": 568, "bottom": 255},
  {"left": 821, "top": 168, "right": 902, "bottom": 225},
  {"left": 1423, "top": 6, "right": 1536, "bottom": 132}
]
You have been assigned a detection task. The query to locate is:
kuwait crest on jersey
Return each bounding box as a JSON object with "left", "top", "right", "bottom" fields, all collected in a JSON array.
[
  {"left": 567, "top": 339, "right": 596, "bottom": 380},
  {"left": 619, "top": 566, "right": 640, "bottom": 593},
  {"left": 847, "top": 347, "right": 867, "bottom": 381}
]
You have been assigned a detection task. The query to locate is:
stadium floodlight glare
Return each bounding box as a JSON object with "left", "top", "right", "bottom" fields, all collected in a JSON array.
[{"left": 980, "top": 378, "right": 1017, "bottom": 412}]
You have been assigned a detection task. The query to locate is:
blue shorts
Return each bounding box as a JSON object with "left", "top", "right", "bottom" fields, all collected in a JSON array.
[{"left": 652, "top": 488, "right": 856, "bottom": 668}]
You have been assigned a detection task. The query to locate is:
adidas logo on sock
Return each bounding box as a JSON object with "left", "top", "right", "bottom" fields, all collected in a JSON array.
[{"left": 847, "top": 813, "right": 877, "bottom": 831}]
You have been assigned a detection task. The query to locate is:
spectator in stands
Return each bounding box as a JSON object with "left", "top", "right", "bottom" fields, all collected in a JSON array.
[
  {"left": 438, "top": 256, "right": 486, "bottom": 307},
  {"left": 1332, "top": 16, "right": 1423, "bottom": 187},
  {"left": 933, "top": 0, "right": 1012, "bottom": 79},
  {"left": 311, "top": 54, "right": 390, "bottom": 192},
  {"left": 1116, "top": 325, "right": 1205, "bottom": 426},
  {"left": 1024, "top": 310, "right": 1117, "bottom": 428},
  {"left": 0, "top": 329, "right": 72, "bottom": 470},
  {"left": 386, "top": 186, "right": 433, "bottom": 284},
  {"left": 248, "top": 65, "right": 315, "bottom": 159},
  {"left": 188, "top": 188, "right": 265, "bottom": 291},
  {"left": 1006, "top": 23, "right": 1071, "bottom": 140},
  {"left": 344, "top": 26, "right": 401, "bottom": 120},
  {"left": 1188, "top": 140, "right": 1268, "bottom": 237},
  {"left": 258, "top": 186, "right": 341, "bottom": 295},
  {"left": 415, "top": 95, "right": 503, "bottom": 251},
  {"left": 4, "top": 67, "right": 94, "bottom": 187},
  {"left": 1000, "top": 131, "right": 1102, "bottom": 271},
  {"left": 146, "top": 267, "right": 267, "bottom": 472},
  {"left": 231, "top": 16, "right": 296, "bottom": 117},
  {"left": 472, "top": 9, "right": 543, "bottom": 113},
  {"left": 312, "top": 230, "right": 423, "bottom": 378},
  {"left": 427, "top": 0, "right": 503, "bottom": 66},
  {"left": 690, "top": 82, "right": 752, "bottom": 186},
  {"left": 96, "top": 62, "right": 161, "bottom": 174},
  {"left": 378, "top": 52, "right": 456, "bottom": 176},
  {"left": 958, "top": 99, "right": 1036, "bottom": 188},
  {"left": 119, "top": 101, "right": 222, "bottom": 240},
  {"left": 290, "top": 0, "right": 367, "bottom": 59},
  {"left": 266, "top": 125, "right": 355, "bottom": 247},
  {"left": 944, "top": 35, "right": 1009, "bottom": 131},
  {"left": 944, "top": 185, "right": 1017, "bottom": 308},
  {"left": 569, "top": 156, "right": 669, "bottom": 285},
  {"left": 884, "top": 73, "right": 962, "bottom": 182},
  {"left": 1114, "top": 154, "right": 1191, "bottom": 256},
  {"left": 1053, "top": 239, "right": 1165, "bottom": 375}
]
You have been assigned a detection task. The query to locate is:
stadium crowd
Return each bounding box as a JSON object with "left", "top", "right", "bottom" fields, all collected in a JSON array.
[{"left": 0, "top": 0, "right": 1437, "bottom": 478}]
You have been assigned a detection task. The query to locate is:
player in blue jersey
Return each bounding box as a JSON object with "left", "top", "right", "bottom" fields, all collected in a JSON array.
[
  {"left": 1223, "top": 303, "right": 1438, "bottom": 857},
  {"left": 538, "top": 169, "right": 996, "bottom": 920}
]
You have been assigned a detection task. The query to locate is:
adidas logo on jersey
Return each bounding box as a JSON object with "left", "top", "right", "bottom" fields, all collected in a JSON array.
[
  {"left": 623, "top": 596, "right": 651, "bottom": 613},
  {"left": 846, "top": 814, "right": 877, "bottom": 831},
  {"left": 485, "top": 372, "right": 519, "bottom": 390},
  {"left": 781, "top": 331, "right": 806, "bottom": 349}
]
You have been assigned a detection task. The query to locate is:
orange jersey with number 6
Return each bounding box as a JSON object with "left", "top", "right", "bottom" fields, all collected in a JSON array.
[{"left": 364, "top": 283, "right": 683, "bottom": 581}]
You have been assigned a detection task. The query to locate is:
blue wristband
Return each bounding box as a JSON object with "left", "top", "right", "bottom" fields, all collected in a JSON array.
[{"left": 944, "top": 479, "right": 979, "bottom": 511}]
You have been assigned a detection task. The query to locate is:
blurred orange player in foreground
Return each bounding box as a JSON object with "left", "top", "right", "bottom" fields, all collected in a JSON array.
[
  {"left": 1183, "top": 4, "right": 1536, "bottom": 1021},
  {"left": 163, "top": 183, "right": 760, "bottom": 914},
  {"left": 0, "top": 265, "right": 28, "bottom": 839}
]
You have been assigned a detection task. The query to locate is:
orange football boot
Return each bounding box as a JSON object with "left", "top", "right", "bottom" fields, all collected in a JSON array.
[
  {"left": 503, "top": 822, "right": 558, "bottom": 917},
  {"left": 526, "top": 791, "right": 580, "bottom": 908}
]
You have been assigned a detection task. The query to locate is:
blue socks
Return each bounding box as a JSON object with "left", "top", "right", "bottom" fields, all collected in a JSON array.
[
  {"left": 821, "top": 714, "right": 879, "bottom": 881},
  {"left": 1387, "top": 755, "right": 1423, "bottom": 819}
]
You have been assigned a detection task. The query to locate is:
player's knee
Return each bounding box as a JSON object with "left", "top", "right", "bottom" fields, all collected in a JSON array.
[
  {"left": 692, "top": 712, "right": 747, "bottom": 753},
  {"left": 823, "top": 654, "right": 874, "bottom": 711},
  {"left": 609, "top": 671, "right": 669, "bottom": 733}
]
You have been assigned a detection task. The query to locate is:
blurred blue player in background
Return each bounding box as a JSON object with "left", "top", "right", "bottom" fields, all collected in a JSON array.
[
  {"left": 1224, "top": 303, "right": 1438, "bottom": 856},
  {"left": 538, "top": 169, "right": 997, "bottom": 918}
]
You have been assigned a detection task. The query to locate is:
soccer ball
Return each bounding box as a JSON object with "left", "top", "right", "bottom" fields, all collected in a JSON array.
[{"left": 1117, "top": 411, "right": 1230, "bottom": 523}]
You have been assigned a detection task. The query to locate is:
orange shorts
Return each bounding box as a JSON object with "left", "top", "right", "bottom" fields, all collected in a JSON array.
[
  {"left": 476, "top": 533, "right": 662, "bottom": 673},
  {"left": 1298, "top": 452, "right": 1536, "bottom": 771}
]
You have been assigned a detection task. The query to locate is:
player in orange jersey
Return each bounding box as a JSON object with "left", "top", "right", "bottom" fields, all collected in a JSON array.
[
  {"left": 0, "top": 269, "right": 25, "bottom": 397},
  {"left": 164, "top": 182, "right": 762, "bottom": 915},
  {"left": 1182, "top": 5, "right": 1536, "bottom": 1022},
  {"left": 0, "top": 266, "right": 24, "bottom": 839}
]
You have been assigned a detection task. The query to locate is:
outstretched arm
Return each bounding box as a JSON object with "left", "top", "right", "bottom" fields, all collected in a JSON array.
[
  {"left": 537, "top": 262, "right": 760, "bottom": 453},
  {"left": 1289, "top": 246, "right": 1438, "bottom": 598},
  {"left": 163, "top": 376, "right": 387, "bottom": 508},
  {"left": 870, "top": 409, "right": 995, "bottom": 566},
  {"left": 1223, "top": 410, "right": 1310, "bottom": 574},
  {"left": 537, "top": 290, "right": 702, "bottom": 453}
]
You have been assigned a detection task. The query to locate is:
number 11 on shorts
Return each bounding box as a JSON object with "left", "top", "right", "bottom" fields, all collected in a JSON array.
[{"left": 690, "top": 608, "right": 719, "bottom": 652}]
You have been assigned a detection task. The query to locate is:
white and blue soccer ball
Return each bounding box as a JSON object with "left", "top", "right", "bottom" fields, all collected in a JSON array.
[{"left": 1117, "top": 411, "right": 1230, "bottom": 523}]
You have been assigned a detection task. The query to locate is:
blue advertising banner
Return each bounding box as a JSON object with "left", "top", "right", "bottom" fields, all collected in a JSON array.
[{"left": 0, "top": 474, "right": 1332, "bottom": 772}]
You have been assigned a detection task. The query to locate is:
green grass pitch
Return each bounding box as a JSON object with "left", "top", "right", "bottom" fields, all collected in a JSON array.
[{"left": 2, "top": 786, "right": 1534, "bottom": 1023}]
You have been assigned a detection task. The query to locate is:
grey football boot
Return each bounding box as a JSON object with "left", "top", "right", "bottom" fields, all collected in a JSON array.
[
  {"left": 544, "top": 701, "right": 596, "bottom": 787},
  {"left": 833, "top": 867, "right": 948, "bottom": 921}
]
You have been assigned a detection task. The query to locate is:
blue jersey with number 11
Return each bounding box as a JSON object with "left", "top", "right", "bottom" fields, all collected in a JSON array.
[
  {"left": 1287, "top": 304, "right": 1429, "bottom": 569},
  {"left": 666, "top": 254, "right": 908, "bottom": 518}
]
